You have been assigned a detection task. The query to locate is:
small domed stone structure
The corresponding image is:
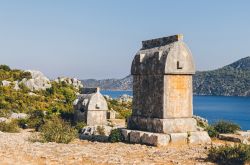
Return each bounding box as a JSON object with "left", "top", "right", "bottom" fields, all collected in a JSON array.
[{"left": 74, "top": 87, "right": 108, "bottom": 126}]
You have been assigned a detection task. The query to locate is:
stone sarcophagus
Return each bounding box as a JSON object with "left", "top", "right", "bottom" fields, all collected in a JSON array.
[
  {"left": 74, "top": 87, "right": 108, "bottom": 126},
  {"left": 128, "top": 34, "right": 198, "bottom": 133}
]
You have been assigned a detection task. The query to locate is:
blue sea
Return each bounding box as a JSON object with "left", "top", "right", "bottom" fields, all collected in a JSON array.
[{"left": 101, "top": 91, "right": 250, "bottom": 130}]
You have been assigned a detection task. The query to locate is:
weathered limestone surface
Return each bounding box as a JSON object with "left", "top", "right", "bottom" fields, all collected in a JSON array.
[
  {"left": 218, "top": 132, "right": 250, "bottom": 144},
  {"left": 122, "top": 129, "right": 211, "bottom": 146},
  {"left": 126, "top": 34, "right": 211, "bottom": 146},
  {"left": 123, "top": 129, "right": 171, "bottom": 146},
  {"left": 188, "top": 131, "right": 211, "bottom": 144},
  {"left": 74, "top": 87, "right": 108, "bottom": 126},
  {"left": 128, "top": 116, "right": 197, "bottom": 133},
  {"left": 121, "top": 129, "right": 131, "bottom": 142},
  {"left": 170, "top": 133, "right": 188, "bottom": 144},
  {"left": 164, "top": 75, "right": 193, "bottom": 118},
  {"left": 141, "top": 132, "right": 170, "bottom": 146},
  {"left": 128, "top": 34, "right": 196, "bottom": 134},
  {"left": 130, "top": 131, "right": 145, "bottom": 143},
  {"left": 107, "top": 110, "right": 116, "bottom": 119},
  {"left": 21, "top": 70, "right": 51, "bottom": 91}
]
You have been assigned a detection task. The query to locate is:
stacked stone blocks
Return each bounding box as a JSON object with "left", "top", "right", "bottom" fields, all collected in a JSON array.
[{"left": 125, "top": 34, "right": 211, "bottom": 146}]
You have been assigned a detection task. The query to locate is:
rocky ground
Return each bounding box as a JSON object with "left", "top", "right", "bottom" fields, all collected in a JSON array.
[{"left": 0, "top": 129, "right": 219, "bottom": 165}]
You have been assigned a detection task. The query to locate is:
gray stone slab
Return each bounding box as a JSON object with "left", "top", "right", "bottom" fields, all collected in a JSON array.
[
  {"left": 121, "top": 129, "right": 131, "bottom": 142},
  {"left": 188, "top": 131, "right": 211, "bottom": 144},
  {"left": 141, "top": 132, "right": 170, "bottom": 146},
  {"left": 170, "top": 133, "right": 188, "bottom": 144},
  {"left": 129, "top": 131, "right": 144, "bottom": 143},
  {"left": 219, "top": 134, "right": 243, "bottom": 143},
  {"left": 128, "top": 116, "right": 197, "bottom": 133}
]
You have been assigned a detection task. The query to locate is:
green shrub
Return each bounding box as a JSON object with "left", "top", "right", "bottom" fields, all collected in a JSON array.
[
  {"left": 108, "top": 129, "right": 124, "bottom": 143},
  {"left": 107, "top": 100, "right": 132, "bottom": 119},
  {"left": 205, "top": 125, "right": 219, "bottom": 138},
  {"left": 19, "top": 71, "right": 32, "bottom": 80},
  {"left": 208, "top": 144, "right": 250, "bottom": 165},
  {"left": 60, "top": 111, "right": 75, "bottom": 123},
  {"left": 0, "top": 120, "right": 20, "bottom": 133},
  {"left": 40, "top": 116, "right": 77, "bottom": 144},
  {"left": 213, "top": 121, "right": 241, "bottom": 134},
  {"left": 16, "top": 118, "right": 29, "bottom": 129},
  {"left": 27, "top": 110, "right": 45, "bottom": 131},
  {"left": 0, "top": 78, "right": 77, "bottom": 115},
  {"left": 0, "top": 109, "right": 12, "bottom": 118},
  {"left": 74, "top": 121, "right": 87, "bottom": 133},
  {"left": 0, "top": 65, "right": 11, "bottom": 71},
  {"left": 205, "top": 121, "right": 241, "bottom": 138}
]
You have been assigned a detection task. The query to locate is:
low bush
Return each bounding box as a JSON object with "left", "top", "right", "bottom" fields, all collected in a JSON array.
[
  {"left": 205, "top": 120, "right": 241, "bottom": 138},
  {"left": 0, "top": 120, "right": 20, "bottom": 133},
  {"left": 108, "top": 129, "right": 124, "bottom": 143},
  {"left": 0, "top": 65, "right": 11, "bottom": 71},
  {"left": 40, "top": 116, "right": 77, "bottom": 144},
  {"left": 208, "top": 144, "right": 250, "bottom": 165},
  {"left": 16, "top": 118, "right": 29, "bottom": 129},
  {"left": 0, "top": 109, "right": 12, "bottom": 118},
  {"left": 205, "top": 125, "right": 219, "bottom": 138},
  {"left": 27, "top": 110, "right": 45, "bottom": 131},
  {"left": 213, "top": 121, "right": 241, "bottom": 134},
  {"left": 74, "top": 121, "right": 87, "bottom": 133},
  {"left": 107, "top": 100, "right": 132, "bottom": 119}
]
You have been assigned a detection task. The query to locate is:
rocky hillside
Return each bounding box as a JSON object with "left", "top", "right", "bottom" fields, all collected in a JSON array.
[
  {"left": 0, "top": 65, "right": 83, "bottom": 114},
  {"left": 82, "top": 56, "right": 250, "bottom": 96},
  {"left": 82, "top": 75, "right": 132, "bottom": 91},
  {"left": 194, "top": 56, "right": 250, "bottom": 96}
]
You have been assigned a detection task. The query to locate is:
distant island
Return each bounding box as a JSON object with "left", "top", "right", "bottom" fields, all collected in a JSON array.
[{"left": 82, "top": 56, "right": 250, "bottom": 96}]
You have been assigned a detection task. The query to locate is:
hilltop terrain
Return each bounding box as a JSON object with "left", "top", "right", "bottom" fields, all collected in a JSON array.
[{"left": 82, "top": 56, "right": 250, "bottom": 96}]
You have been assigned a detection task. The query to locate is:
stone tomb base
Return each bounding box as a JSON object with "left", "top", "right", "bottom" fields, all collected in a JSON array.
[
  {"left": 121, "top": 129, "right": 211, "bottom": 146},
  {"left": 128, "top": 116, "right": 197, "bottom": 134}
]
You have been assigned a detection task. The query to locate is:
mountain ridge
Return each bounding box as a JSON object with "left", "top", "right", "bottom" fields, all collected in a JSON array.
[{"left": 81, "top": 56, "right": 250, "bottom": 96}]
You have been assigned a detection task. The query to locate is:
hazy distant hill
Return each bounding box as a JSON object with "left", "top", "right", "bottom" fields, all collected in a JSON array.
[
  {"left": 82, "top": 56, "right": 250, "bottom": 96},
  {"left": 82, "top": 75, "right": 132, "bottom": 91},
  {"left": 193, "top": 56, "right": 250, "bottom": 96}
]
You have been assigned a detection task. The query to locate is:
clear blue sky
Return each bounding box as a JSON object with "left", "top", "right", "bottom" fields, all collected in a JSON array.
[{"left": 0, "top": 0, "right": 249, "bottom": 79}]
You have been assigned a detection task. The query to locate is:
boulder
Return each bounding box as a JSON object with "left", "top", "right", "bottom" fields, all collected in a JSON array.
[
  {"left": 80, "top": 125, "right": 113, "bottom": 136},
  {"left": 13, "top": 81, "right": 20, "bottom": 90},
  {"left": 1, "top": 80, "right": 20, "bottom": 90},
  {"left": 28, "top": 92, "right": 38, "bottom": 96},
  {"left": 79, "top": 125, "right": 114, "bottom": 142},
  {"left": 2, "top": 80, "right": 11, "bottom": 87},
  {"left": 0, "top": 117, "right": 8, "bottom": 123},
  {"left": 236, "top": 131, "right": 250, "bottom": 138},
  {"left": 54, "top": 77, "right": 83, "bottom": 89},
  {"left": 10, "top": 113, "right": 28, "bottom": 119},
  {"left": 20, "top": 70, "right": 51, "bottom": 91},
  {"left": 219, "top": 132, "right": 250, "bottom": 144}
]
